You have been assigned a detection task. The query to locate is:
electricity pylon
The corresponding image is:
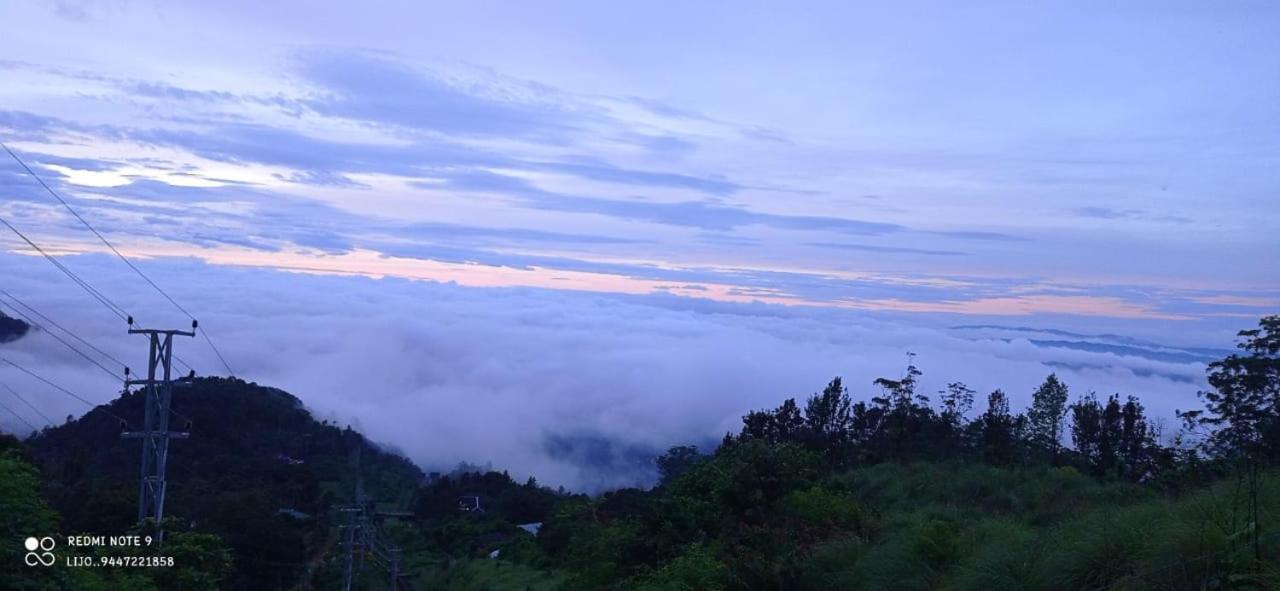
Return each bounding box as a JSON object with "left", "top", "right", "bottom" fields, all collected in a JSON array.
[
  {"left": 339, "top": 445, "right": 413, "bottom": 591},
  {"left": 121, "top": 319, "right": 195, "bottom": 543}
]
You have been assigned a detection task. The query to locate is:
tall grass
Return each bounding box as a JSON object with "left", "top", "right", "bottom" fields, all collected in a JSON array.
[{"left": 802, "top": 463, "right": 1280, "bottom": 590}]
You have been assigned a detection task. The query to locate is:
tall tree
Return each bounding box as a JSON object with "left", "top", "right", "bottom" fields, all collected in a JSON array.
[
  {"left": 1072, "top": 393, "right": 1143, "bottom": 478},
  {"left": 803, "top": 378, "right": 853, "bottom": 456},
  {"left": 1118, "top": 396, "right": 1153, "bottom": 478},
  {"left": 1027, "top": 374, "right": 1070, "bottom": 462},
  {"left": 1100, "top": 395, "right": 1123, "bottom": 476},
  {"left": 1182, "top": 316, "right": 1280, "bottom": 463},
  {"left": 939, "top": 381, "right": 976, "bottom": 426},
  {"left": 804, "top": 378, "right": 852, "bottom": 438},
  {"left": 872, "top": 353, "right": 925, "bottom": 410},
  {"left": 1180, "top": 316, "right": 1280, "bottom": 564},
  {"left": 976, "top": 389, "right": 1019, "bottom": 465},
  {"left": 1070, "top": 393, "right": 1104, "bottom": 472},
  {"left": 871, "top": 355, "right": 935, "bottom": 459},
  {"left": 741, "top": 398, "right": 805, "bottom": 445}
]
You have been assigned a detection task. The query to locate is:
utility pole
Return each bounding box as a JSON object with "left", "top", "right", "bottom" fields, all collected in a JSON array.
[
  {"left": 387, "top": 547, "right": 401, "bottom": 591},
  {"left": 340, "top": 446, "right": 367, "bottom": 591},
  {"left": 121, "top": 318, "right": 195, "bottom": 544},
  {"left": 338, "top": 444, "right": 413, "bottom": 591},
  {"left": 339, "top": 503, "right": 360, "bottom": 591}
]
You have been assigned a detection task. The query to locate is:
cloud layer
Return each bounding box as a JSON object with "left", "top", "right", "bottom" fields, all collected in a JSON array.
[{"left": 0, "top": 252, "right": 1235, "bottom": 490}]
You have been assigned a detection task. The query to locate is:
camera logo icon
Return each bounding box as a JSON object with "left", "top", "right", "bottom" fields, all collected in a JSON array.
[{"left": 24, "top": 536, "right": 56, "bottom": 567}]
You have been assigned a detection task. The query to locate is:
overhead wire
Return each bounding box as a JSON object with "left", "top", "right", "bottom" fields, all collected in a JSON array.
[
  {"left": 0, "top": 356, "right": 131, "bottom": 426},
  {"left": 200, "top": 329, "right": 235, "bottom": 378},
  {"left": 3, "top": 190, "right": 199, "bottom": 378},
  {"left": 3, "top": 143, "right": 193, "bottom": 317},
  {"left": 0, "top": 223, "right": 197, "bottom": 376},
  {"left": 0, "top": 213, "right": 129, "bottom": 321},
  {"left": 0, "top": 287, "right": 129, "bottom": 369},
  {"left": 0, "top": 297, "right": 123, "bottom": 381},
  {"left": 3, "top": 143, "right": 235, "bottom": 378},
  {"left": 0, "top": 288, "right": 197, "bottom": 411},
  {"left": 1, "top": 379, "right": 54, "bottom": 424},
  {"left": 1, "top": 149, "right": 222, "bottom": 471},
  {"left": 0, "top": 396, "right": 37, "bottom": 433}
]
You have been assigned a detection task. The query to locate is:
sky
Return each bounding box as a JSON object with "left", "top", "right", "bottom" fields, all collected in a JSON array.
[{"left": 0, "top": 1, "right": 1277, "bottom": 489}]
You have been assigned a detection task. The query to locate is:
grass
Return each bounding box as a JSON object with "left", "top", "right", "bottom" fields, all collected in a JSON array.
[{"left": 808, "top": 463, "right": 1280, "bottom": 591}]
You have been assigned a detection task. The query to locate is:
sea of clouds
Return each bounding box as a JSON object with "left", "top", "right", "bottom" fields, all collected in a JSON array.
[{"left": 0, "top": 251, "right": 1235, "bottom": 491}]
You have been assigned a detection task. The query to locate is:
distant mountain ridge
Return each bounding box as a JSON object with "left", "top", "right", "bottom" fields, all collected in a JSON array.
[
  {"left": 0, "top": 310, "right": 29, "bottom": 343},
  {"left": 951, "top": 324, "right": 1233, "bottom": 364}
]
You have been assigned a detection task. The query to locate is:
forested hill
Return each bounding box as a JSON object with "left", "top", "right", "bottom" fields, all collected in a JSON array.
[
  {"left": 24, "top": 377, "right": 423, "bottom": 589},
  {"left": 0, "top": 310, "right": 30, "bottom": 342}
]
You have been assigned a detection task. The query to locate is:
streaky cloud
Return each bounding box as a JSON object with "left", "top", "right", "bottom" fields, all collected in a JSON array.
[{"left": 809, "top": 242, "right": 968, "bottom": 256}]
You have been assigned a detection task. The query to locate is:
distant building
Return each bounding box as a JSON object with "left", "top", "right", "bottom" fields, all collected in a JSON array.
[{"left": 457, "top": 495, "right": 484, "bottom": 513}]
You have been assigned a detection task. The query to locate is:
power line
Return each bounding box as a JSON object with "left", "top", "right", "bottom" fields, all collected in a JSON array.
[
  {"left": 0, "top": 213, "right": 129, "bottom": 321},
  {"left": 0, "top": 287, "right": 128, "bottom": 369},
  {"left": 3, "top": 143, "right": 195, "bottom": 319},
  {"left": 173, "top": 352, "right": 194, "bottom": 374},
  {"left": 0, "top": 396, "right": 37, "bottom": 433},
  {"left": 199, "top": 328, "right": 235, "bottom": 377},
  {"left": 3, "top": 144, "right": 236, "bottom": 378},
  {"left": 0, "top": 226, "right": 200, "bottom": 376},
  {"left": 1, "top": 379, "right": 54, "bottom": 424},
  {"left": 3, "top": 200, "right": 200, "bottom": 377},
  {"left": 0, "top": 296, "right": 123, "bottom": 381},
  {"left": 0, "top": 356, "right": 130, "bottom": 426}
]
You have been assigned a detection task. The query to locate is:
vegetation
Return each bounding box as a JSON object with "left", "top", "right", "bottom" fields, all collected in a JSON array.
[
  {"left": 446, "top": 316, "right": 1280, "bottom": 590},
  {"left": 20, "top": 378, "right": 422, "bottom": 590},
  {"left": 1, "top": 316, "right": 1277, "bottom": 589},
  {"left": 1, "top": 434, "right": 229, "bottom": 590},
  {"left": 0, "top": 310, "right": 29, "bottom": 342}
]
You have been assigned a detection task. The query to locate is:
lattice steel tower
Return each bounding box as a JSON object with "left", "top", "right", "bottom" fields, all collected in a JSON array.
[{"left": 121, "top": 320, "right": 195, "bottom": 540}]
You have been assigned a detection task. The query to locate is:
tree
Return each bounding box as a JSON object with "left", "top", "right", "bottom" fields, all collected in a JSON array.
[
  {"left": 1027, "top": 374, "right": 1070, "bottom": 462},
  {"left": 1182, "top": 315, "right": 1280, "bottom": 463},
  {"left": 975, "top": 390, "right": 1019, "bottom": 465},
  {"left": 1118, "top": 396, "right": 1153, "bottom": 479},
  {"left": 1070, "top": 393, "right": 1104, "bottom": 472},
  {"left": 868, "top": 355, "right": 942, "bottom": 460},
  {"left": 872, "top": 353, "right": 924, "bottom": 410},
  {"left": 657, "top": 446, "right": 704, "bottom": 485},
  {"left": 741, "top": 398, "right": 805, "bottom": 445},
  {"left": 1071, "top": 393, "right": 1145, "bottom": 478},
  {"left": 775, "top": 398, "right": 806, "bottom": 443},
  {"left": 1100, "top": 395, "right": 1123, "bottom": 475},
  {"left": 939, "top": 382, "right": 976, "bottom": 426},
  {"left": 803, "top": 378, "right": 853, "bottom": 453},
  {"left": 1179, "top": 316, "right": 1280, "bottom": 565},
  {"left": 0, "top": 448, "right": 62, "bottom": 591}
]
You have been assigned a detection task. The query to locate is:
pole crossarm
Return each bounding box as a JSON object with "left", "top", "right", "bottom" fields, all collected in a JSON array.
[
  {"left": 121, "top": 431, "right": 190, "bottom": 439},
  {"left": 128, "top": 328, "right": 196, "bottom": 337}
]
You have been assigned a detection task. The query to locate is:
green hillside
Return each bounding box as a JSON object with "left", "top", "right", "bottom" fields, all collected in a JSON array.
[{"left": 23, "top": 377, "right": 422, "bottom": 590}]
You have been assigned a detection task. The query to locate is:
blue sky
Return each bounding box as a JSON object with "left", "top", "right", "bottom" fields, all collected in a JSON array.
[{"left": 0, "top": 1, "right": 1276, "bottom": 487}]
